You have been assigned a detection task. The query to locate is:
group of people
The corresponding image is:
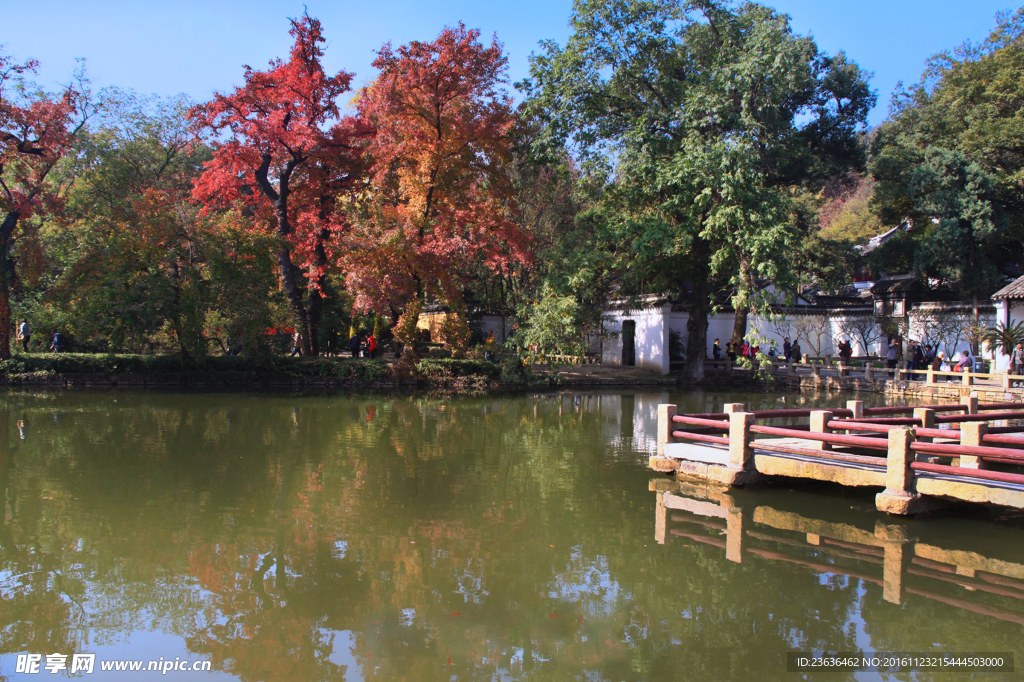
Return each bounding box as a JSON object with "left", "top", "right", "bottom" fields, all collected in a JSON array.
[
  {"left": 885, "top": 337, "right": 985, "bottom": 377},
  {"left": 711, "top": 337, "right": 792, "bottom": 362},
  {"left": 347, "top": 331, "right": 379, "bottom": 359},
  {"left": 15, "top": 319, "right": 66, "bottom": 353}
]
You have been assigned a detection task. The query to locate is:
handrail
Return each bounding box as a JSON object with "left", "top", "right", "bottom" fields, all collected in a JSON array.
[
  {"left": 671, "top": 430, "right": 729, "bottom": 445},
  {"left": 749, "top": 424, "right": 889, "bottom": 450},
  {"left": 935, "top": 411, "right": 1024, "bottom": 424},
  {"left": 671, "top": 415, "right": 730, "bottom": 429},
  {"left": 911, "top": 461, "right": 1024, "bottom": 485},
  {"left": 910, "top": 441, "right": 1024, "bottom": 461}
]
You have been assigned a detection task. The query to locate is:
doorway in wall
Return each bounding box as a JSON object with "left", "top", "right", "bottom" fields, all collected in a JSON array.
[{"left": 622, "top": 320, "right": 636, "bottom": 366}]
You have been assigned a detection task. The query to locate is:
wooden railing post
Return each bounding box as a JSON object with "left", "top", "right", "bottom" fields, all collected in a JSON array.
[
  {"left": 810, "top": 410, "right": 834, "bottom": 451},
  {"left": 876, "top": 427, "right": 918, "bottom": 515},
  {"left": 960, "top": 394, "right": 978, "bottom": 414},
  {"left": 1003, "top": 372, "right": 1012, "bottom": 390},
  {"left": 963, "top": 369, "right": 973, "bottom": 387},
  {"left": 724, "top": 403, "right": 746, "bottom": 414},
  {"left": 926, "top": 368, "right": 936, "bottom": 385},
  {"left": 958, "top": 422, "right": 988, "bottom": 469},
  {"left": 728, "top": 411, "right": 755, "bottom": 471}
]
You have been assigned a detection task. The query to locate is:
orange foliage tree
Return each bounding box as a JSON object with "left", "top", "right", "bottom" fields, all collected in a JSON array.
[{"left": 347, "top": 24, "right": 530, "bottom": 351}]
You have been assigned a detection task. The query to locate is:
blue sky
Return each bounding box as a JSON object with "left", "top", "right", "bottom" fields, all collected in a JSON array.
[{"left": 3, "top": 0, "right": 1018, "bottom": 127}]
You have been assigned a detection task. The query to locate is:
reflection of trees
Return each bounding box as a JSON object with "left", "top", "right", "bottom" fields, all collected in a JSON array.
[{"left": 1, "top": 390, "right": 1023, "bottom": 681}]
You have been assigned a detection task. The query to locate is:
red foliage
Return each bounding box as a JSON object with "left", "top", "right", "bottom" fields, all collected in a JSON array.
[
  {"left": 346, "top": 24, "right": 530, "bottom": 313},
  {"left": 189, "top": 14, "right": 369, "bottom": 353},
  {"left": 0, "top": 51, "right": 88, "bottom": 358}
]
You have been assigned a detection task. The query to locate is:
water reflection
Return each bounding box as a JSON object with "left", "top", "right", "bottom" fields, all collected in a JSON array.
[
  {"left": 0, "top": 389, "right": 1022, "bottom": 681},
  {"left": 653, "top": 478, "right": 1024, "bottom": 652}
]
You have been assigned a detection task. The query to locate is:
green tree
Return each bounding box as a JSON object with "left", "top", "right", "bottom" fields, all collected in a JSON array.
[
  {"left": 871, "top": 9, "right": 1024, "bottom": 299},
  {"left": 523, "top": 0, "right": 873, "bottom": 380}
]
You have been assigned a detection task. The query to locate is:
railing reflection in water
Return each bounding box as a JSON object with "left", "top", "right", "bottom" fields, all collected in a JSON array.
[{"left": 652, "top": 479, "right": 1024, "bottom": 627}]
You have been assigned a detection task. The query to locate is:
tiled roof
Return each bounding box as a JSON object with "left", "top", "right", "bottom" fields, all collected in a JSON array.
[
  {"left": 992, "top": 275, "right": 1024, "bottom": 300},
  {"left": 870, "top": 275, "right": 921, "bottom": 295}
]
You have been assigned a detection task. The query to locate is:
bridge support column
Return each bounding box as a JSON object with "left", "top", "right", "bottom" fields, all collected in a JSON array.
[
  {"left": 958, "top": 422, "right": 988, "bottom": 469},
  {"left": 914, "top": 408, "right": 935, "bottom": 446},
  {"left": 657, "top": 404, "right": 677, "bottom": 456},
  {"left": 810, "top": 410, "right": 834, "bottom": 451},
  {"left": 727, "top": 411, "right": 755, "bottom": 472},
  {"left": 876, "top": 428, "right": 923, "bottom": 515}
]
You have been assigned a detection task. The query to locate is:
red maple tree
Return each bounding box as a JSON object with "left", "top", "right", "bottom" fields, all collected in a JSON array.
[
  {"left": 190, "top": 13, "right": 367, "bottom": 356},
  {"left": 0, "top": 52, "right": 88, "bottom": 358},
  {"left": 347, "top": 24, "right": 530, "bottom": 348}
]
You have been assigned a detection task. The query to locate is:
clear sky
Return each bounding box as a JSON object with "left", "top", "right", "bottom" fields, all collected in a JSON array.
[{"left": 3, "top": 0, "right": 1019, "bottom": 127}]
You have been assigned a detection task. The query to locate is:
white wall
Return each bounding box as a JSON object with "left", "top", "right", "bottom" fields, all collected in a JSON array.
[
  {"left": 991, "top": 300, "right": 1024, "bottom": 371},
  {"left": 599, "top": 301, "right": 1005, "bottom": 373},
  {"left": 602, "top": 305, "right": 670, "bottom": 373}
]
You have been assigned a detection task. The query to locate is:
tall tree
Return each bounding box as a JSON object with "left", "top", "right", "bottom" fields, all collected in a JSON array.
[
  {"left": 348, "top": 24, "right": 530, "bottom": 353},
  {"left": 0, "top": 51, "right": 88, "bottom": 358},
  {"left": 524, "top": 0, "right": 873, "bottom": 380},
  {"left": 871, "top": 9, "right": 1024, "bottom": 307},
  {"left": 190, "top": 13, "right": 366, "bottom": 356}
]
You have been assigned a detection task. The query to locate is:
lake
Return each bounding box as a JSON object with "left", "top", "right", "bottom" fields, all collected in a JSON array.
[{"left": 1, "top": 389, "right": 1022, "bottom": 680}]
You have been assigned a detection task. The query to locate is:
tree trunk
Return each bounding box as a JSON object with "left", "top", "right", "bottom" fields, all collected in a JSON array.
[
  {"left": 730, "top": 258, "right": 753, "bottom": 346},
  {"left": 278, "top": 243, "right": 312, "bottom": 355},
  {"left": 683, "top": 234, "right": 711, "bottom": 382},
  {"left": 0, "top": 212, "right": 18, "bottom": 360}
]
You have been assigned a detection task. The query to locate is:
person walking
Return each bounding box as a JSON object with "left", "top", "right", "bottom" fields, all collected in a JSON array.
[
  {"left": 17, "top": 318, "right": 31, "bottom": 352},
  {"left": 349, "top": 332, "right": 362, "bottom": 359},
  {"left": 366, "top": 332, "right": 378, "bottom": 359},
  {"left": 1010, "top": 342, "right": 1024, "bottom": 387},
  {"left": 49, "top": 331, "right": 65, "bottom": 353},
  {"left": 289, "top": 330, "right": 301, "bottom": 357},
  {"left": 783, "top": 337, "right": 792, "bottom": 361},
  {"left": 712, "top": 338, "right": 721, "bottom": 361}
]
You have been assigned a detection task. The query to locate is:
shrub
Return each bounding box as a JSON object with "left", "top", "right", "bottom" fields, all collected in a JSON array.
[{"left": 417, "top": 358, "right": 500, "bottom": 379}]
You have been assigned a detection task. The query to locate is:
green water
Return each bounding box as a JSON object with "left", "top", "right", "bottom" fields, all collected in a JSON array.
[{"left": 1, "top": 389, "right": 1023, "bottom": 681}]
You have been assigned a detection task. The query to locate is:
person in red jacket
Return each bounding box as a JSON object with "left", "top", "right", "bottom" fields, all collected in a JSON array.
[{"left": 366, "top": 333, "right": 378, "bottom": 359}]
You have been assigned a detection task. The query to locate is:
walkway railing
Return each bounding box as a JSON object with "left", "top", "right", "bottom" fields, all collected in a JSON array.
[
  {"left": 656, "top": 398, "right": 1024, "bottom": 513},
  {"left": 706, "top": 356, "right": 1024, "bottom": 389}
]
